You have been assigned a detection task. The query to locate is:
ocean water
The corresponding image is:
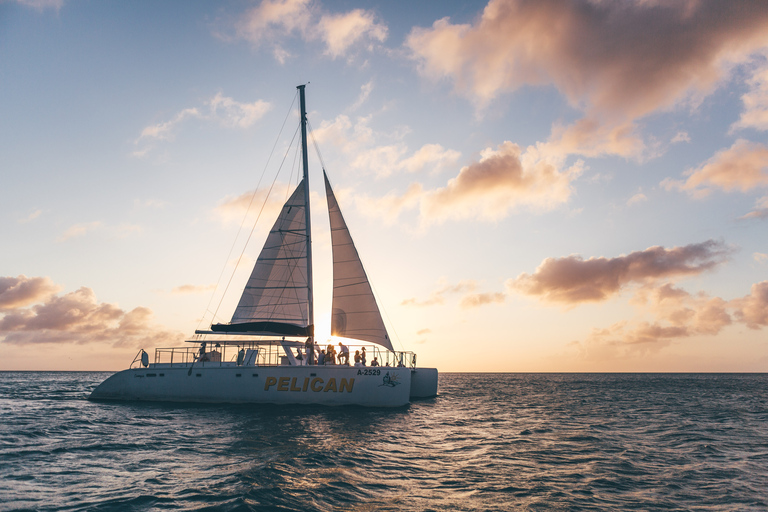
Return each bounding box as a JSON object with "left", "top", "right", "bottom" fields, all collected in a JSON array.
[{"left": 1, "top": 373, "right": 767, "bottom": 511}]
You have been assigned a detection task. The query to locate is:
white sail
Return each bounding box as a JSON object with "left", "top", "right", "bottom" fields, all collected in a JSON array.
[
  {"left": 324, "top": 172, "right": 394, "bottom": 351},
  {"left": 215, "top": 180, "right": 311, "bottom": 336}
]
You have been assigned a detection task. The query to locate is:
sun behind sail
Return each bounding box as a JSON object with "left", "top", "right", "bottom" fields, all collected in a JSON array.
[
  {"left": 212, "top": 180, "right": 312, "bottom": 337},
  {"left": 324, "top": 171, "right": 394, "bottom": 351}
]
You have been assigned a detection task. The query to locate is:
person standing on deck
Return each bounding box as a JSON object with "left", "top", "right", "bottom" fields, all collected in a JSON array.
[{"left": 338, "top": 342, "right": 350, "bottom": 365}]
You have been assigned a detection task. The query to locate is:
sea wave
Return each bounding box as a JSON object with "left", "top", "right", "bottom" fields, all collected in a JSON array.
[{"left": 1, "top": 372, "right": 767, "bottom": 511}]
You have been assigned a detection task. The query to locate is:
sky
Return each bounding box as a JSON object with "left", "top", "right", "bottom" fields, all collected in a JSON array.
[{"left": 1, "top": 0, "right": 768, "bottom": 372}]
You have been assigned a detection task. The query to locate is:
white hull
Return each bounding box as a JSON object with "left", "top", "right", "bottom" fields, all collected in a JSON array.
[{"left": 90, "top": 364, "right": 436, "bottom": 407}]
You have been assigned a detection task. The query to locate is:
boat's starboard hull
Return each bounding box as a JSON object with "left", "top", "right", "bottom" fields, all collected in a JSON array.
[{"left": 89, "top": 365, "right": 413, "bottom": 407}]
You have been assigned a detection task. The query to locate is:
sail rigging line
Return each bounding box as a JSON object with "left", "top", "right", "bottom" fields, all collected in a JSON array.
[
  {"left": 197, "top": 92, "right": 300, "bottom": 332},
  {"left": 307, "top": 119, "right": 329, "bottom": 176},
  {"left": 209, "top": 107, "right": 304, "bottom": 328}
]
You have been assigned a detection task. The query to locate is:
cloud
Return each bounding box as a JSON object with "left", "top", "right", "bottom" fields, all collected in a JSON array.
[
  {"left": 407, "top": 0, "right": 768, "bottom": 116},
  {"left": 418, "top": 141, "right": 583, "bottom": 224},
  {"left": 508, "top": 240, "right": 731, "bottom": 305},
  {"left": 576, "top": 278, "right": 768, "bottom": 356},
  {"left": 755, "top": 252, "right": 768, "bottom": 263},
  {"left": 732, "top": 58, "right": 768, "bottom": 132},
  {"left": 0, "top": 276, "right": 62, "bottom": 311},
  {"left": 57, "top": 221, "right": 103, "bottom": 242},
  {"left": 350, "top": 81, "right": 374, "bottom": 110},
  {"left": 540, "top": 118, "right": 646, "bottom": 160},
  {"left": 402, "top": 279, "right": 505, "bottom": 309},
  {"left": 313, "top": 114, "right": 461, "bottom": 178},
  {"left": 318, "top": 9, "right": 387, "bottom": 59},
  {"left": 740, "top": 195, "right": 768, "bottom": 220},
  {"left": 135, "top": 93, "right": 271, "bottom": 154},
  {"left": 138, "top": 108, "right": 200, "bottom": 142},
  {"left": 406, "top": 0, "right": 768, "bottom": 160},
  {"left": 57, "top": 222, "right": 142, "bottom": 242},
  {"left": 732, "top": 281, "right": 768, "bottom": 328},
  {"left": 459, "top": 292, "right": 505, "bottom": 308},
  {"left": 627, "top": 190, "right": 648, "bottom": 206},
  {"left": 233, "top": 0, "right": 387, "bottom": 61},
  {"left": 12, "top": 0, "right": 63, "bottom": 12},
  {"left": 170, "top": 284, "right": 216, "bottom": 295},
  {"left": 0, "top": 282, "right": 183, "bottom": 347},
  {"left": 214, "top": 182, "right": 295, "bottom": 226},
  {"left": 671, "top": 131, "right": 691, "bottom": 144},
  {"left": 662, "top": 139, "right": 768, "bottom": 197},
  {"left": 18, "top": 209, "right": 42, "bottom": 224},
  {"left": 349, "top": 140, "right": 582, "bottom": 227},
  {"left": 401, "top": 279, "right": 477, "bottom": 307}
]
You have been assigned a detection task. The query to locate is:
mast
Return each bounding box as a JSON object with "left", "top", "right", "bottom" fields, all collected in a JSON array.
[{"left": 297, "top": 85, "right": 314, "bottom": 352}]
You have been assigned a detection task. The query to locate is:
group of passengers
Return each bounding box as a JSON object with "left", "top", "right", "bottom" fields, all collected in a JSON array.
[
  {"left": 308, "top": 342, "right": 384, "bottom": 367},
  {"left": 294, "top": 340, "right": 409, "bottom": 367}
]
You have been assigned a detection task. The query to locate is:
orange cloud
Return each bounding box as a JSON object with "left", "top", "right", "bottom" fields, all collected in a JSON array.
[
  {"left": 459, "top": 292, "right": 505, "bottom": 309},
  {"left": 401, "top": 279, "right": 477, "bottom": 307},
  {"left": 407, "top": 0, "right": 768, "bottom": 118},
  {"left": 419, "top": 141, "right": 583, "bottom": 224},
  {"left": 0, "top": 281, "right": 183, "bottom": 347},
  {"left": 662, "top": 139, "right": 768, "bottom": 197},
  {"left": 214, "top": 183, "right": 294, "bottom": 226},
  {"left": 0, "top": 276, "right": 61, "bottom": 311},
  {"left": 575, "top": 279, "right": 767, "bottom": 355},
  {"left": 407, "top": 0, "right": 768, "bottom": 161},
  {"left": 508, "top": 240, "right": 730, "bottom": 304},
  {"left": 732, "top": 281, "right": 768, "bottom": 329},
  {"left": 234, "top": 0, "right": 386, "bottom": 62},
  {"left": 170, "top": 284, "right": 216, "bottom": 295}
]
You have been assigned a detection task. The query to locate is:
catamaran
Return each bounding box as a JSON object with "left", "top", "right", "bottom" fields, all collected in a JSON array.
[{"left": 89, "top": 85, "right": 438, "bottom": 407}]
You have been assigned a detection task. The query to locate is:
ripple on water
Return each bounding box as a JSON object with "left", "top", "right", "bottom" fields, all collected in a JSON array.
[{"left": 1, "top": 372, "right": 768, "bottom": 511}]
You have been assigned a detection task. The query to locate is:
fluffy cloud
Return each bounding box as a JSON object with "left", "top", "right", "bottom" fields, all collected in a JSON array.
[
  {"left": 318, "top": 9, "right": 387, "bottom": 59},
  {"left": 313, "top": 114, "right": 460, "bottom": 178},
  {"left": 577, "top": 279, "right": 767, "bottom": 353},
  {"left": 135, "top": 93, "right": 271, "bottom": 153},
  {"left": 214, "top": 182, "right": 295, "bottom": 226},
  {"left": 407, "top": 0, "right": 768, "bottom": 160},
  {"left": 662, "top": 139, "right": 768, "bottom": 197},
  {"left": 508, "top": 240, "right": 731, "bottom": 304},
  {"left": 419, "top": 141, "right": 583, "bottom": 223},
  {"left": 401, "top": 279, "right": 478, "bottom": 307},
  {"left": 352, "top": 140, "right": 582, "bottom": 226},
  {"left": 407, "top": 0, "right": 768, "bottom": 116},
  {"left": 740, "top": 195, "right": 768, "bottom": 220},
  {"left": 732, "top": 281, "right": 768, "bottom": 328},
  {"left": 732, "top": 59, "right": 768, "bottom": 132},
  {"left": 0, "top": 280, "right": 184, "bottom": 347},
  {"left": 234, "top": 0, "right": 386, "bottom": 62},
  {"left": 0, "top": 276, "right": 61, "bottom": 311}
]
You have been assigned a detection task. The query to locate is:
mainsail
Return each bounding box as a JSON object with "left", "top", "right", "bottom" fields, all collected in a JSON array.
[
  {"left": 212, "top": 180, "right": 312, "bottom": 336},
  {"left": 324, "top": 171, "right": 394, "bottom": 351}
]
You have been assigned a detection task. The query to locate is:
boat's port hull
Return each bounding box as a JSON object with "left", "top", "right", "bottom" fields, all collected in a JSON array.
[
  {"left": 410, "top": 367, "right": 438, "bottom": 398},
  {"left": 89, "top": 364, "right": 416, "bottom": 407}
]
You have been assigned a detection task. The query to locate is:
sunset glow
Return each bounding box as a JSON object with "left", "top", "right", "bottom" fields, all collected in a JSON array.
[{"left": 2, "top": 0, "right": 768, "bottom": 371}]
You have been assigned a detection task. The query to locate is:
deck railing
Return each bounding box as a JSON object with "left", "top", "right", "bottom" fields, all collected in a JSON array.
[{"left": 131, "top": 342, "right": 417, "bottom": 369}]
